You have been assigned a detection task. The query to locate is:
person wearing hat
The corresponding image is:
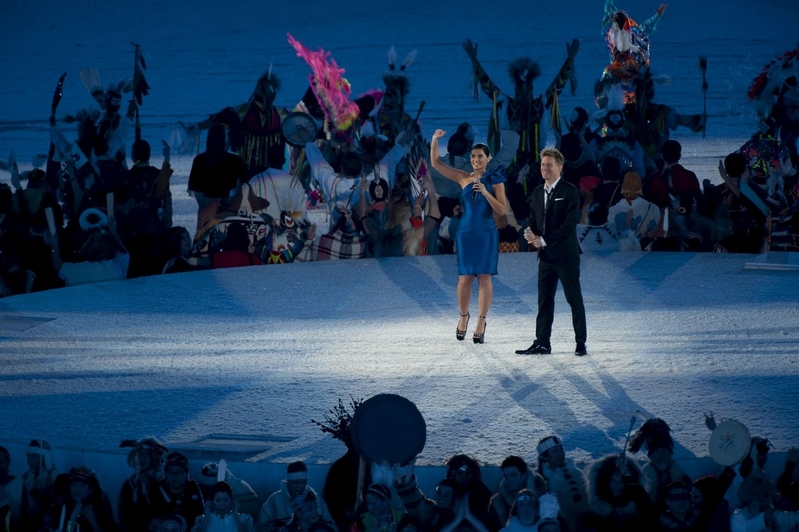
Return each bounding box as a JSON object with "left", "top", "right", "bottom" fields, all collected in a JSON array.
[
  {"left": 533, "top": 436, "right": 587, "bottom": 532},
  {"left": 656, "top": 481, "right": 699, "bottom": 531},
  {"left": 351, "top": 483, "right": 406, "bottom": 532},
  {"left": 147, "top": 452, "right": 204, "bottom": 530},
  {"left": 42, "top": 466, "right": 117, "bottom": 532},
  {"left": 192, "top": 481, "right": 255, "bottom": 532},
  {"left": 21, "top": 439, "right": 59, "bottom": 528},
  {"left": 0, "top": 446, "right": 29, "bottom": 530},
  {"left": 118, "top": 436, "right": 169, "bottom": 532},
  {"left": 499, "top": 489, "right": 560, "bottom": 532},
  {"left": 258, "top": 462, "right": 334, "bottom": 532},
  {"left": 607, "top": 171, "right": 660, "bottom": 251},
  {"left": 487, "top": 456, "right": 547, "bottom": 532}
]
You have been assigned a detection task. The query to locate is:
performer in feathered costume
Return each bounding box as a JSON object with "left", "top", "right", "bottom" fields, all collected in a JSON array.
[
  {"left": 462, "top": 38, "right": 579, "bottom": 222},
  {"left": 628, "top": 418, "right": 691, "bottom": 510},
  {"left": 596, "top": 1, "right": 667, "bottom": 108},
  {"left": 236, "top": 69, "right": 287, "bottom": 177},
  {"left": 378, "top": 47, "right": 416, "bottom": 144}
]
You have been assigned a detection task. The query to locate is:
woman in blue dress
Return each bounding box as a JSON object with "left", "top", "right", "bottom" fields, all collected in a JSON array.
[{"left": 430, "top": 129, "right": 507, "bottom": 344}]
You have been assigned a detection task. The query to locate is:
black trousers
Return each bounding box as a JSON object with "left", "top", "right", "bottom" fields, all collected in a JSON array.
[{"left": 535, "top": 251, "right": 587, "bottom": 344}]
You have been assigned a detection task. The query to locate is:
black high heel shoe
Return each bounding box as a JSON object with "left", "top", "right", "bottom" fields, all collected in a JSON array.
[
  {"left": 473, "top": 315, "right": 487, "bottom": 344},
  {"left": 456, "top": 312, "right": 470, "bottom": 341}
]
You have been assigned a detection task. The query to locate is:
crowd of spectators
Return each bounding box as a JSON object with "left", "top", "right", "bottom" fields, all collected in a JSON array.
[{"left": 2, "top": 413, "right": 799, "bottom": 532}]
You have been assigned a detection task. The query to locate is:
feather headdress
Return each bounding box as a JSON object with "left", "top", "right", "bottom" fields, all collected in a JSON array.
[
  {"left": 120, "top": 436, "right": 169, "bottom": 469},
  {"left": 388, "top": 46, "right": 417, "bottom": 71},
  {"left": 382, "top": 72, "right": 411, "bottom": 98},
  {"left": 311, "top": 397, "right": 363, "bottom": 445},
  {"left": 629, "top": 418, "right": 674, "bottom": 455},
  {"left": 508, "top": 57, "right": 541, "bottom": 86},
  {"left": 747, "top": 47, "right": 799, "bottom": 118},
  {"left": 257, "top": 66, "right": 282, "bottom": 92},
  {"left": 288, "top": 33, "right": 360, "bottom": 131}
]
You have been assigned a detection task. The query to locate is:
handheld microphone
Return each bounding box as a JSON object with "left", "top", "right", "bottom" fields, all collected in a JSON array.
[{"left": 472, "top": 178, "right": 480, "bottom": 202}]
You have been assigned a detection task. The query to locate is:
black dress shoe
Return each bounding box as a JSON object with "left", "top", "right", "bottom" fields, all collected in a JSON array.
[
  {"left": 575, "top": 343, "right": 588, "bottom": 356},
  {"left": 516, "top": 342, "right": 552, "bottom": 355}
]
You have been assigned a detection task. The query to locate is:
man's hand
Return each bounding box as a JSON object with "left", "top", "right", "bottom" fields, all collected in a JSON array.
[
  {"left": 656, "top": 3, "right": 668, "bottom": 17},
  {"left": 462, "top": 39, "right": 478, "bottom": 61},
  {"left": 566, "top": 39, "right": 580, "bottom": 59}
]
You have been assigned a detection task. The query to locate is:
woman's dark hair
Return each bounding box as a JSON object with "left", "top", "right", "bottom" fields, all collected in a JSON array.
[
  {"left": 471, "top": 143, "right": 491, "bottom": 157},
  {"left": 167, "top": 226, "right": 191, "bottom": 256},
  {"left": 446, "top": 454, "right": 482, "bottom": 481},
  {"left": 220, "top": 222, "right": 250, "bottom": 252}
]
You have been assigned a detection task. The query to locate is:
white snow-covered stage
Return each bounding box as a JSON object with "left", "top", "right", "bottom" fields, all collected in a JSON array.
[{"left": 1, "top": 251, "right": 797, "bottom": 468}]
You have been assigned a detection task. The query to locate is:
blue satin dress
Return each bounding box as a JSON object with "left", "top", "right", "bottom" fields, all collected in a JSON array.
[{"left": 456, "top": 165, "right": 506, "bottom": 276}]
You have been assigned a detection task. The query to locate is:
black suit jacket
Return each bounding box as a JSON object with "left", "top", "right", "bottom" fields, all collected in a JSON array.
[{"left": 529, "top": 179, "right": 581, "bottom": 260}]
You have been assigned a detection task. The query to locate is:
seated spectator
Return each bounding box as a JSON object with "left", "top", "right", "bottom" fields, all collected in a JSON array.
[
  {"left": 607, "top": 172, "right": 660, "bottom": 251},
  {"left": 393, "top": 462, "right": 457, "bottom": 532},
  {"left": 644, "top": 140, "right": 703, "bottom": 211},
  {"left": 211, "top": 222, "right": 263, "bottom": 269},
  {"left": 147, "top": 452, "right": 204, "bottom": 530},
  {"left": 119, "top": 436, "right": 169, "bottom": 532},
  {"left": 198, "top": 463, "right": 260, "bottom": 521},
  {"left": 441, "top": 455, "right": 491, "bottom": 532},
  {"left": 498, "top": 490, "right": 559, "bottom": 532},
  {"left": 284, "top": 491, "right": 336, "bottom": 532},
  {"left": 577, "top": 203, "right": 621, "bottom": 252},
  {"left": 591, "top": 157, "right": 624, "bottom": 211},
  {"left": 0, "top": 446, "right": 29, "bottom": 531},
  {"left": 22, "top": 439, "right": 59, "bottom": 528},
  {"left": 189, "top": 123, "right": 248, "bottom": 232},
  {"left": 351, "top": 483, "right": 406, "bottom": 532},
  {"left": 487, "top": 456, "right": 546, "bottom": 532},
  {"left": 666, "top": 192, "right": 715, "bottom": 252},
  {"left": 162, "top": 227, "right": 197, "bottom": 275},
  {"left": 628, "top": 418, "right": 691, "bottom": 509},
  {"left": 715, "top": 152, "right": 769, "bottom": 253},
  {"left": 777, "top": 447, "right": 799, "bottom": 511},
  {"left": 258, "top": 462, "right": 334, "bottom": 532},
  {"left": 42, "top": 466, "right": 117, "bottom": 532},
  {"left": 656, "top": 481, "right": 699, "bottom": 532},
  {"left": 579, "top": 454, "right": 654, "bottom": 532},
  {"left": 691, "top": 472, "right": 735, "bottom": 532},
  {"left": 731, "top": 471, "right": 799, "bottom": 532},
  {"left": 534, "top": 436, "right": 587, "bottom": 532},
  {"left": 192, "top": 481, "right": 255, "bottom": 532},
  {"left": 46, "top": 208, "right": 130, "bottom": 286}
]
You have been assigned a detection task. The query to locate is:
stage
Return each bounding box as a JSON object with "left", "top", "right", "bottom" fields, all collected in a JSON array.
[{"left": 1, "top": 252, "right": 797, "bottom": 468}]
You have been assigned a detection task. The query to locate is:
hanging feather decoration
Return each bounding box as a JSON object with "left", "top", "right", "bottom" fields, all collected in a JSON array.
[
  {"left": 401, "top": 49, "right": 417, "bottom": 71},
  {"left": 388, "top": 46, "right": 398, "bottom": 71},
  {"left": 628, "top": 418, "right": 674, "bottom": 454},
  {"left": 287, "top": 33, "right": 360, "bottom": 131},
  {"left": 131, "top": 42, "right": 150, "bottom": 105},
  {"left": 80, "top": 68, "right": 104, "bottom": 99}
]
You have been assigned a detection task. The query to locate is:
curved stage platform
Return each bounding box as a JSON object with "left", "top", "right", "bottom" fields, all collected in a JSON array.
[{"left": 1, "top": 252, "right": 798, "bottom": 469}]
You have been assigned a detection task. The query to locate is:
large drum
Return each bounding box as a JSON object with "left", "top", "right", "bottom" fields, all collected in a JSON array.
[
  {"left": 709, "top": 420, "right": 751, "bottom": 466},
  {"left": 349, "top": 394, "right": 426, "bottom": 466}
]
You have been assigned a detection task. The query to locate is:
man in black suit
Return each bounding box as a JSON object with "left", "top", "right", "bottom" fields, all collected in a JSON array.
[{"left": 516, "top": 148, "right": 587, "bottom": 356}]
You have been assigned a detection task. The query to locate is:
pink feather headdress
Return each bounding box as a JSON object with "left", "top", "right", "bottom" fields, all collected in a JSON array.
[{"left": 287, "top": 33, "right": 360, "bottom": 131}]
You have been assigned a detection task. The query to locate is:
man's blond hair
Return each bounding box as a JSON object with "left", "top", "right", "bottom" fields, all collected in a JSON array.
[{"left": 540, "top": 148, "right": 564, "bottom": 166}]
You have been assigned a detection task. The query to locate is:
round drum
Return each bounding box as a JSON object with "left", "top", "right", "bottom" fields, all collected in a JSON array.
[
  {"left": 709, "top": 420, "right": 751, "bottom": 466},
  {"left": 350, "top": 394, "right": 426, "bottom": 466}
]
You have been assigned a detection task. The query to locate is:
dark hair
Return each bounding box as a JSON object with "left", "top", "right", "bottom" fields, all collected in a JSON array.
[
  {"left": 340, "top": 152, "right": 363, "bottom": 178},
  {"left": 447, "top": 133, "right": 470, "bottom": 158},
  {"left": 600, "top": 156, "right": 622, "bottom": 183},
  {"left": 724, "top": 152, "right": 747, "bottom": 178},
  {"left": 587, "top": 202, "right": 610, "bottom": 225},
  {"left": 501, "top": 455, "right": 528, "bottom": 475},
  {"left": 220, "top": 222, "right": 250, "bottom": 252},
  {"left": 206, "top": 123, "right": 227, "bottom": 157},
  {"left": 569, "top": 107, "right": 589, "bottom": 132},
  {"left": 211, "top": 481, "right": 233, "bottom": 498},
  {"left": 446, "top": 454, "right": 482, "bottom": 481},
  {"left": 0, "top": 446, "right": 9, "bottom": 462},
  {"left": 559, "top": 133, "right": 581, "bottom": 162},
  {"left": 661, "top": 140, "right": 682, "bottom": 164},
  {"left": 471, "top": 143, "right": 491, "bottom": 157},
  {"left": 132, "top": 139, "right": 151, "bottom": 162}
]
